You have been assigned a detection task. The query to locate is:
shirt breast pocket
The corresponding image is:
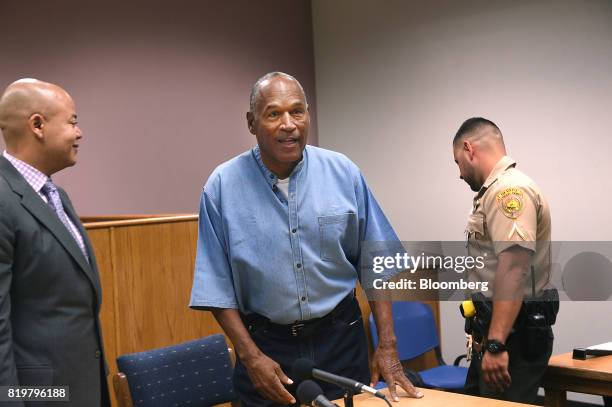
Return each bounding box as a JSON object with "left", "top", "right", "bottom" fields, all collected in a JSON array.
[
  {"left": 318, "top": 213, "right": 357, "bottom": 263},
  {"left": 466, "top": 213, "right": 488, "bottom": 253},
  {"left": 466, "top": 214, "right": 486, "bottom": 240}
]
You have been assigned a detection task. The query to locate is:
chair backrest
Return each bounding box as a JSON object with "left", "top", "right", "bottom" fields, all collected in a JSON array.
[
  {"left": 369, "top": 302, "right": 439, "bottom": 361},
  {"left": 116, "top": 334, "right": 236, "bottom": 407}
]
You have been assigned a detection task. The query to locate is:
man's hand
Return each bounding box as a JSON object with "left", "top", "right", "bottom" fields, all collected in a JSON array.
[
  {"left": 210, "top": 309, "right": 295, "bottom": 404},
  {"left": 243, "top": 352, "right": 295, "bottom": 404},
  {"left": 370, "top": 343, "right": 424, "bottom": 401},
  {"left": 481, "top": 350, "right": 511, "bottom": 393}
]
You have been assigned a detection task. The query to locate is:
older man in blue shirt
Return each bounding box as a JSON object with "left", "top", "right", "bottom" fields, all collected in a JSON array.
[{"left": 190, "top": 72, "right": 422, "bottom": 406}]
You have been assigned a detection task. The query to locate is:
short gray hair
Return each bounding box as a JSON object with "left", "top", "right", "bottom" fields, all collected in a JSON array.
[{"left": 249, "top": 72, "right": 308, "bottom": 113}]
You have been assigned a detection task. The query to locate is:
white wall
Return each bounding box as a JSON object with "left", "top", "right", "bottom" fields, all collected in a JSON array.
[{"left": 313, "top": 0, "right": 612, "bottom": 403}]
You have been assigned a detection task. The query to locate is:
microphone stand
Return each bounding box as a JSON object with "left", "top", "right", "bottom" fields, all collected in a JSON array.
[
  {"left": 343, "top": 389, "right": 355, "bottom": 407},
  {"left": 345, "top": 386, "right": 392, "bottom": 407}
]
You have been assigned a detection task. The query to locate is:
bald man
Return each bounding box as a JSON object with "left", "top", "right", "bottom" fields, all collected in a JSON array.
[
  {"left": 453, "top": 117, "right": 556, "bottom": 404},
  {"left": 0, "top": 79, "right": 109, "bottom": 406}
]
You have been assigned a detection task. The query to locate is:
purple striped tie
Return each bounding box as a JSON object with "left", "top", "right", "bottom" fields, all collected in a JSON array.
[{"left": 41, "top": 179, "right": 88, "bottom": 259}]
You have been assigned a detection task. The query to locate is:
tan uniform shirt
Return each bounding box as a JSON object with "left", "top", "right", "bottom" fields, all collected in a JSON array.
[{"left": 466, "top": 156, "right": 551, "bottom": 298}]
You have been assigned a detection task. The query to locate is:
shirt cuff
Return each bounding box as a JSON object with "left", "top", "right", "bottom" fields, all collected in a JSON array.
[{"left": 189, "top": 299, "right": 239, "bottom": 311}]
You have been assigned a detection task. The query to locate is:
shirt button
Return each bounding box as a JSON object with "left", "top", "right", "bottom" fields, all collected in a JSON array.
[
  {"left": 291, "top": 228, "right": 297, "bottom": 233},
  {"left": 296, "top": 263, "right": 302, "bottom": 268},
  {"left": 269, "top": 174, "right": 274, "bottom": 179},
  {"left": 301, "top": 296, "right": 306, "bottom": 302},
  {"left": 95, "top": 350, "right": 101, "bottom": 358}
]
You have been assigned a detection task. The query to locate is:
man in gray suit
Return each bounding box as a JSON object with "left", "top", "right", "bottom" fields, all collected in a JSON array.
[{"left": 0, "top": 79, "right": 109, "bottom": 406}]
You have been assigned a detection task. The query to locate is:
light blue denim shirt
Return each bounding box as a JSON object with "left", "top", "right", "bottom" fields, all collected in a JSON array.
[{"left": 189, "top": 145, "right": 400, "bottom": 324}]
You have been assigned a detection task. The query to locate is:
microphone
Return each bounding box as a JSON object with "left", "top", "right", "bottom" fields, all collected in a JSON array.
[
  {"left": 292, "top": 358, "right": 387, "bottom": 400},
  {"left": 297, "top": 380, "right": 338, "bottom": 407}
]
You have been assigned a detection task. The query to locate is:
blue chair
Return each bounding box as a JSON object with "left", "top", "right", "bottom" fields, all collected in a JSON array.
[
  {"left": 113, "top": 334, "right": 237, "bottom": 407},
  {"left": 369, "top": 302, "right": 468, "bottom": 390}
]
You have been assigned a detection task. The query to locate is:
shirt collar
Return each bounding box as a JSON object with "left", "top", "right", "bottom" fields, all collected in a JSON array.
[
  {"left": 475, "top": 156, "right": 517, "bottom": 201},
  {"left": 2, "top": 150, "right": 50, "bottom": 194},
  {"left": 251, "top": 145, "right": 307, "bottom": 187}
]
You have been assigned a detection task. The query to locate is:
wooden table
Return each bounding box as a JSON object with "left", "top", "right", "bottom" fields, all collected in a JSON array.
[
  {"left": 544, "top": 352, "right": 612, "bottom": 406},
  {"left": 334, "top": 388, "right": 537, "bottom": 407}
]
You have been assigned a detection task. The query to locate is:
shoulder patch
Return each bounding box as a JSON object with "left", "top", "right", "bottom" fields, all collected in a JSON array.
[{"left": 496, "top": 187, "right": 524, "bottom": 219}]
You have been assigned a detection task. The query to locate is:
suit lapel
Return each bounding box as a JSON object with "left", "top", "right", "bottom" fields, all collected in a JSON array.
[
  {"left": 0, "top": 157, "right": 100, "bottom": 301},
  {"left": 61, "top": 190, "right": 103, "bottom": 306}
]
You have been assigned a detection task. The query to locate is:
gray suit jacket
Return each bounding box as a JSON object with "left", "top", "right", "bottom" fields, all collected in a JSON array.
[{"left": 0, "top": 156, "right": 109, "bottom": 406}]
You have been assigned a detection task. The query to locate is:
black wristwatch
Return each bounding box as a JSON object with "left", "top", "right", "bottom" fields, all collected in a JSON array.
[{"left": 485, "top": 339, "right": 507, "bottom": 354}]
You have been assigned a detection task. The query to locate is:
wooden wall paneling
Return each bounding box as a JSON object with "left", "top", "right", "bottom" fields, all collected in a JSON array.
[
  {"left": 87, "top": 217, "right": 226, "bottom": 407},
  {"left": 81, "top": 214, "right": 190, "bottom": 223},
  {"left": 110, "top": 219, "right": 225, "bottom": 355},
  {"left": 86, "top": 227, "right": 118, "bottom": 406}
]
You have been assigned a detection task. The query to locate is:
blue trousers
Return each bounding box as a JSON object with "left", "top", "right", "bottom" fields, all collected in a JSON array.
[{"left": 234, "top": 298, "right": 370, "bottom": 407}]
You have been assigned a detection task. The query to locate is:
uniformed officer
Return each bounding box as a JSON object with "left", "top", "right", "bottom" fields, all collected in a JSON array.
[{"left": 452, "top": 117, "right": 554, "bottom": 404}]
